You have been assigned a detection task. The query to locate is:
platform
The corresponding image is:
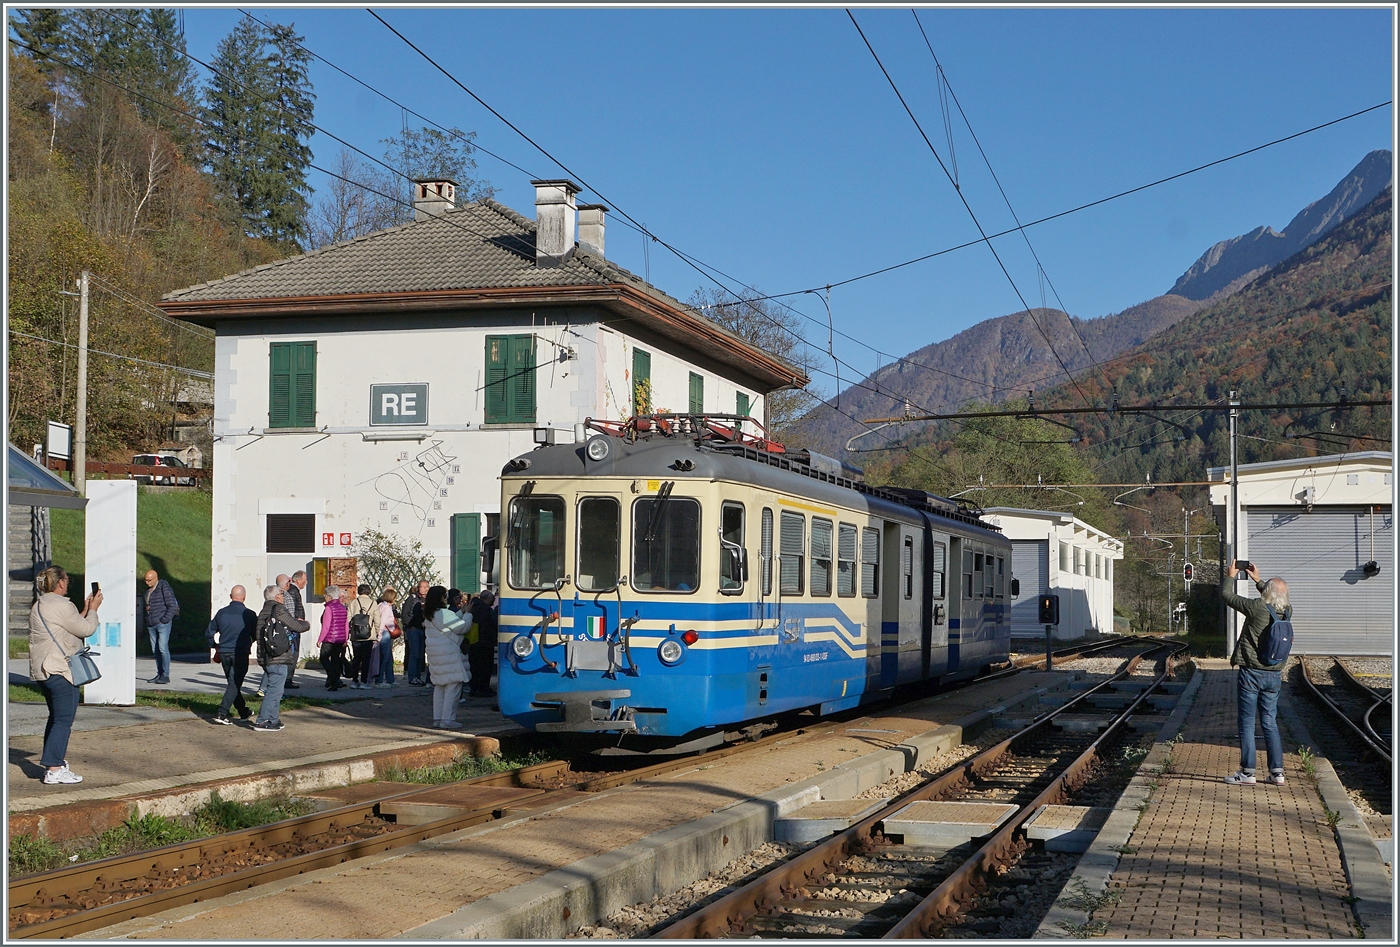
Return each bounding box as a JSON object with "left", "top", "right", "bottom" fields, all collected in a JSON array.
[{"left": 1039, "top": 659, "right": 1393, "bottom": 940}]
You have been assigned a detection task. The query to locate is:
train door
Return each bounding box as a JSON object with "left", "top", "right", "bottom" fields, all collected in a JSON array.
[
  {"left": 926, "top": 533, "right": 950, "bottom": 673},
  {"left": 879, "top": 521, "right": 902, "bottom": 689}
]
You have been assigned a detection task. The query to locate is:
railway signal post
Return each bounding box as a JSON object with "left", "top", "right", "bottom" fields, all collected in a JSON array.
[{"left": 1039, "top": 593, "right": 1060, "bottom": 670}]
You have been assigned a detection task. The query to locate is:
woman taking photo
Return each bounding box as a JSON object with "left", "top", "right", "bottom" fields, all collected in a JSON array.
[
  {"left": 422, "top": 585, "right": 472, "bottom": 729},
  {"left": 29, "top": 566, "right": 102, "bottom": 784}
]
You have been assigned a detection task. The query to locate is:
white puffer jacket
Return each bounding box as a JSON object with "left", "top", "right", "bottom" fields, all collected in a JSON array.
[{"left": 423, "top": 607, "right": 472, "bottom": 685}]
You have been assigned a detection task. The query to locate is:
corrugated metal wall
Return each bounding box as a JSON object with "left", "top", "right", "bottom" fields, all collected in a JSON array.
[
  {"left": 1245, "top": 505, "right": 1393, "bottom": 655},
  {"left": 1010, "top": 540, "right": 1048, "bottom": 636}
]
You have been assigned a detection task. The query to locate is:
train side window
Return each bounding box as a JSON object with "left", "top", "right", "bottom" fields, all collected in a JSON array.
[
  {"left": 810, "top": 518, "right": 833, "bottom": 597},
  {"left": 508, "top": 495, "right": 566, "bottom": 590},
  {"left": 860, "top": 526, "right": 880, "bottom": 598},
  {"left": 995, "top": 556, "right": 1005, "bottom": 599},
  {"left": 984, "top": 554, "right": 995, "bottom": 599},
  {"left": 963, "top": 548, "right": 974, "bottom": 599},
  {"left": 902, "top": 536, "right": 914, "bottom": 600},
  {"left": 973, "top": 552, "right": 986, "bottom": 598},
  {"left": 720, "top": 502, "right": 745, "bottom": 594},
  {"left": 836, "top": 523, "right": 857, "bottom": 597},
  {"left": 632, "top": 496, "right": 701, "bottom": 593},
  {"left": 779, "top": 511, "right": 805, "bottom": 595},
  {"left": 761, "top": 508, "right": 774, "bottom": 596},
  {"left": 576, "top": 497, "right": 620, "bottom": 591},
  {"left": 931, "top": 541, "right": 946, "bottom": 599}
]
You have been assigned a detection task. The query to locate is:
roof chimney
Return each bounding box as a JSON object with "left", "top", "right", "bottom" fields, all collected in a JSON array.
[
  {"left": 413, "top": 179, "right": 456, "bottom": 221},
  {"left": 532, "top": 179, "right": 580, "bottom": 267},
  {"left": 578, "top": 203, "right": 607, "bottom": 258}
]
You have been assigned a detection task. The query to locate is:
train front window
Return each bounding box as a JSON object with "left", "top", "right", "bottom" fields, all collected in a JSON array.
[
  {"left": 632, "top": 496, "right": 701, "bottom": 592},
  {"left": 508, "top": 495, "right": 566, "bottom": 590},
  {"left": 577, "top": 497, "right": 620, "bottom": 591}
]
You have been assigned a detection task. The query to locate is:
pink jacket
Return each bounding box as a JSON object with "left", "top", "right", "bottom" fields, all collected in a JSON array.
[{"left": 318, "top": 600, "right": 348, "bottom": 645}]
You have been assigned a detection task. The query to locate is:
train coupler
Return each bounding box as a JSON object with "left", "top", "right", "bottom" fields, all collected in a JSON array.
[{"left": 532, "top": 689, "right": 638, "bottom": 732}]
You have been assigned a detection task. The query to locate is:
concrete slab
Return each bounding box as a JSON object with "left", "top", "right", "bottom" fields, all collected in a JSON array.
[
  {"left": 297, "top": 781, "right": 423, "bottom": 806},
  {"left": 1049, "top": 714, "right": 1113, "bottom": 732},
  {"left": 5, "top": 702, "right": 192, "bottom": 736},
  {"left": 882, "top": 800, "right": 1018, "bottom": 846},
  {"left": 774, "top": 798, "right": 890, "bottom": 843},
  {"left": 379, "top": 785, "right": 545, "bottom": 825},
  {"left": 1024, "top": 804, "right": 1111, "bottom": 853}
]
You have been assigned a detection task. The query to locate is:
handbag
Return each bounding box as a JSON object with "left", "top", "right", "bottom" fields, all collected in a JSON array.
[
  {"left": 37, "top": 604, "right": 102, "bottom": 686},
  {"left": 389, "top": 621, "right": 403, "bottom": 640}
]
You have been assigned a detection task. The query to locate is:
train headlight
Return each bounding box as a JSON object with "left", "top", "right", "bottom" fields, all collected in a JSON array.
[
  {"left": 657, "top": 639, "right": 684, "bottom": 665},
  {"left": 511, "top": 635, "right": 536, "bottom": 659},
  {"left": 585, "top": 436, "right": 611, "bottom": 462}
]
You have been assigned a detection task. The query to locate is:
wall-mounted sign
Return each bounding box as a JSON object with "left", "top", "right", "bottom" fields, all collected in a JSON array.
[
  {"left": 321, "top": 532, "right": 335, "bottom": 547},
  {"left": 370, "top": 383, "right": 429, "bottom": 426},
  {"left": 340, "top": 533, "right": 352, "bottom": 546}
]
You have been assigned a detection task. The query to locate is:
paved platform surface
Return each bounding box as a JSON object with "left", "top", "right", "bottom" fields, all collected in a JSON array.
[
  {"left": 1095, "top": 661, "right": 1363, "bottom": 939},
  {"left": 77, "top": 671, "right": 1068, "bottom": 940},
  {"left": 8, "top": 654, "right": 513, "bottom": 811}
]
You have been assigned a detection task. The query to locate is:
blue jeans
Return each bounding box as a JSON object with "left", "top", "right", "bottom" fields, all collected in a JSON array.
[
  {"left": 257, "top": 664, "right": 288, "bottom": 725},
  {"left": 376, "top": 632, "right": 396, "bottom": 683},
  {"left": 41, "top": 675, "right": 80, "bottom": 769},
  {"left": 405, "top": 628, "right": 428, "bottom": 683},
  {"left": 1237, "top": 667, "right": 1284, "bottom": 773},
  {"left": 147, "top": 621, "right": 173, "bottom": 678}
]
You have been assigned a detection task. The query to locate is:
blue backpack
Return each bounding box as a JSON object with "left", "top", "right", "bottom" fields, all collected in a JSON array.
[{"left": 1258, "top": 604, "right": 1294, "bottom": 666}]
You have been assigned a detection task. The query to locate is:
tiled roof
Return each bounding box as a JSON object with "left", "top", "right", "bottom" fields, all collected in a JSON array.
[{"left": 163, "top": 199, "right": 681, "bottom": 309}]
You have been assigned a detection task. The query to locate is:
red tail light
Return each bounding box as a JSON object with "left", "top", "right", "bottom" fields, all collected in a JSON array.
[{"left": 681, "top": 629, "right": 699, "bottom": 645}]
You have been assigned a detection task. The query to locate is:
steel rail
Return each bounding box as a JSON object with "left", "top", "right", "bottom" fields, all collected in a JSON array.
[
  {"left": 1007, "top": 635, "right": 1137, "bottom": 671},
  {"left": 7, "top": 760, "right": 571, "bottom": 940},
  {"left": 1334, "top": 659, "right": 1394, "bottom": 752},
  {"left": 652, "top": 641, "right": 1170, "bottom": 938},
  {"left": 1299, "top": 659, "right": 1392, "bottom": 766},
  {"left": 885, "top": 641, "right": 1183, "bottom": 937}
]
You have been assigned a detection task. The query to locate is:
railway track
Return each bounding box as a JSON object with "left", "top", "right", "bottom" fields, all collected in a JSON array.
[
  {"left": 1299, "top": 657, "right": 1392, "bottom": 767},
  {"left": 8, "top": 659, "right": 1073, "bottom": 940},
  {"left": 653, "top": 640, "right": 1185, "bottom": 939},
  {"left": 1296, "top": 658, "right": 1392, "bottom": 828}
]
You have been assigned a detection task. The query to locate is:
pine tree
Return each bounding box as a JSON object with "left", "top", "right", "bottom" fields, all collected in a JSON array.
[
  {"left": 203, "top": 18, "right": 315, "bottom": 246},
  {"left": 8, "top": 8, "right": 67, "bottom": 72}
]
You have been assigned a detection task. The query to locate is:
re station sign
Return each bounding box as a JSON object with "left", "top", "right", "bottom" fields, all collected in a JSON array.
[{"left": 370, "top": 383, "right": 429, "bottom": 426}]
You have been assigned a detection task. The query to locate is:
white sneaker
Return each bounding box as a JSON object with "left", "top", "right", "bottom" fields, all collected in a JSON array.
[
  {"left": 43, "top": 766, "right": 83, "bottom": 785},
  {"left": 439, "top": 720, "right": 463, "bottom": 729},
  {"left": 375, "top": 682, "right": 392, "bottom": 688}
]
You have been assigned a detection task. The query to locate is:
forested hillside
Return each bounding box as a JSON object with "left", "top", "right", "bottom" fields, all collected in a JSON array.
[{"left": 6, "top": 9, "right": 489, "bottom": 458}]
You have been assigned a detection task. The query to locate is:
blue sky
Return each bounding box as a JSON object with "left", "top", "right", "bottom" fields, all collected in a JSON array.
[{"left": 180, "top": 6, "right": 1394, "bottom": 397}]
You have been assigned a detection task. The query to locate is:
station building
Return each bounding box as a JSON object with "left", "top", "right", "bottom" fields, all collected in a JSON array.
[
  {"left": 980, "top": 508, "right": 1123, "bottom": 641},
  {"left": 1208, "top": 451, "right": 1393, "bottom": 655},
  {"left": 160, "top": 180, "right": 806, "bottom": 641}
]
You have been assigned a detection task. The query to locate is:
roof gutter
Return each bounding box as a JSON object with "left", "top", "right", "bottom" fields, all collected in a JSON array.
[{"left": 158, "top": 284, "right": 808, "bottom": 393}]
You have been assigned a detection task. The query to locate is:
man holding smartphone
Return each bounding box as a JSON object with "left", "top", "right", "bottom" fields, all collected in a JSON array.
[{"left": 1220, "top": 560, "right": 1291, "bottom": 787}]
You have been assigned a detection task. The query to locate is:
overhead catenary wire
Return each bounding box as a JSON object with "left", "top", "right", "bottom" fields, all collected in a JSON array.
[
  {"left": 847, "top": 9, "right": 1095, "bottom": 410},
  {"left": 10, "top": 330, "right": 215, "bottom": 379}
]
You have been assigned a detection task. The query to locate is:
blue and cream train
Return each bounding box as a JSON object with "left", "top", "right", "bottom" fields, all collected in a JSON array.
[{"left": 496, "top": 417, "right": 1013, "bottom": 748}]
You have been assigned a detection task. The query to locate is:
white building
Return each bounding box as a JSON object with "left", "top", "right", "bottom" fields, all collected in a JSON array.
[
  {"left": 981, "top": 508, "right": 1124, "bottom": 640},
  {"left": 161, "top": 180, "right": 806, "bottom": 639},
  {"left": 1208, "top": 451, "right": 1393, "bottom": 655}
]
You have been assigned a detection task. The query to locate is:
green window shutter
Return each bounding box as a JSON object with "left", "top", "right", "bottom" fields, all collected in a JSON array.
[
  {"left": 632, "top": 348, "right": 651, "bottom": 414},
  {"left": 510, "top": 335, "right": 536, "bottom": 424},
  {"left": 451, "top": 513, "right": 482, "bottom": 594},
  {"left": 269, "top": 343, "right": 292, "bottom": 427},
  {"left": 484, "top": 336, "right": 509, "bottom": 423},
  {"left": 292, "top": 341, "right": 316, "bottom": 427},
  {"left": 736, "top": 391, "right": 750, "bottom": 418},
  {"left": 688, "top": 372, "right": 704, "bottom": 414}
]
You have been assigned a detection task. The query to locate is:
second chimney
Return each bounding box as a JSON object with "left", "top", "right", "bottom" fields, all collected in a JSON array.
[
  {"left": 413, "top": 179, "right": 457, "bottom": 221},
  {"left": 578, "top": 204, "right": 607, "bottom": 258},
  {"left": 533, "top": 179, "right": 580, "bottom": 267}
]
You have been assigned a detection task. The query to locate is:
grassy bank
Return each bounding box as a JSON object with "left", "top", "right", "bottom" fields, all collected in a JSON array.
[{"left": 49, "top": 486, "right": 211, "bottom": 654}]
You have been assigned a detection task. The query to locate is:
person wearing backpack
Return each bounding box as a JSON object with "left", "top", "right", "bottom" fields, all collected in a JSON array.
[
  {"left": 345, "top": 584, "right": 378, "bottom": 689},
  {"left": 254, "top": 585, "right": 309, "bottom": 732},
  {"left": 1221, "top": 561, "right": 1292, "bottom": 787}
]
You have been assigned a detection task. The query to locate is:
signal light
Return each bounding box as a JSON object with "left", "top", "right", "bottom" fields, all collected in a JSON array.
[
  {"left": 1183, "top": 562, "right": 1193, "bottom": 582},
  {"left": 681, "top": 629, "right": 699, "bottom": 645},
  {"left": 1038, "top": 594, "right": 1060, "bottom": 626}
]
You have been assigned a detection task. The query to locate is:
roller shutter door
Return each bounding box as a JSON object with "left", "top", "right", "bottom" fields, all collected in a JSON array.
[
  {"left": 1010, "top": 540, "right": 1049, "bottom": 636},
  {"left": 1245, "top": 506, "right": 1393, "bottom": 655}
]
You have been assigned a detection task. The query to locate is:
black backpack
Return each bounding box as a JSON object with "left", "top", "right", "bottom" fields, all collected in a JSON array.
[
  {"left": 260, "top": 616, "right": 292, "bottom": 658},
  {"left": 348, "top": 611, "right": 373, "bottom": 642},
  {"left": 1258, "top": 604, "right": 1294, "bottom": 666}
]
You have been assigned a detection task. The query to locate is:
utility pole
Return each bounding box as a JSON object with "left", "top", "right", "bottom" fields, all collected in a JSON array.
[
  {"left": 1226, "top": 390, "right": 1240, "bottom": 655},
  {"left": 75, "top": 270, "right": 90, "bottom": 497}
]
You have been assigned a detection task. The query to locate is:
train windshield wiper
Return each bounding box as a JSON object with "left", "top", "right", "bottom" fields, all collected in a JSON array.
[{"left": 642, "top": 481, "right": 676, "bottom": 544}]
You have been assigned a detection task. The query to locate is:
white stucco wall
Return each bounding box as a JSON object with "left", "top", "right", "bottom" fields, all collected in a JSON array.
[{"left": 209, "top": 314, "right": 765, "bottom": 631}]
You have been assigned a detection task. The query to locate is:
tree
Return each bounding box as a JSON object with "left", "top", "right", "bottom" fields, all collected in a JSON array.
[
  {"left": 687, "top": 286, "right": 817, "bottom": 437},
  {"left": 350, "top": 529, "right": 441, "bottom": 597},
  {"left": 203, "top": 18, "right": 315, "bottom": 246},
  {"left": 8, "top": 8, "right": 67, "bottom": 73}
]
